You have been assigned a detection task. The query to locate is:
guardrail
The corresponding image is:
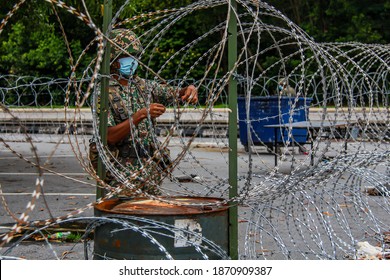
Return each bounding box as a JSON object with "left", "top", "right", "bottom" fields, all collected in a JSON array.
[{"left": 1, "top": 107, "right": 388, "bottom": 138}]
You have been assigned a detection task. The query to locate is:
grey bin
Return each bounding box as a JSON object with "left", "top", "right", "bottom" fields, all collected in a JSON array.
[{"left": 93, "top": 197, "right": 229, "bottom": 260}]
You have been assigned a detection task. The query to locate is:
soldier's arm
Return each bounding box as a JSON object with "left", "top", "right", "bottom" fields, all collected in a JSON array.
[
  {"left": 178, "top": 85, "right": 198, "bottom": 104},
  {"left": 107, "top": 104, "right": 166, "bottom": 145},
  {"left": 143, "top": 78, "right": 176, "bottom": 105},
  {"left": 141, "top": 78, "right": 197, "bottom": 105}
]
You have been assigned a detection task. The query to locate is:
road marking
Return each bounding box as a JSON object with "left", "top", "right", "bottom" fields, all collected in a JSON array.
[
  {"left": 0, "top": 173, "right": 88, "bottom": 176},
  {"left": 1, "top": 193, "right": 95, "bottom": 196},
  {"left": 0, "top": 155, "right": 82, "bottom": 159}
]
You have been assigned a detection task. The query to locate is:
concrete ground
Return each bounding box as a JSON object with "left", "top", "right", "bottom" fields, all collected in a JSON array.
[{"left": 0, "top": 133, "right": 389, "bottom": 260}]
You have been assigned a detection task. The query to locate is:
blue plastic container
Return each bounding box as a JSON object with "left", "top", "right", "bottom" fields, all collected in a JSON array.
[{"left": 238, "top": 96, "right": 312, "bottom": 148}]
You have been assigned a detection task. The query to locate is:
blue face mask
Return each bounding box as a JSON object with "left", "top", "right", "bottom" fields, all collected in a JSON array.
[{"left": 118, "top": 57, "right": 138, "bottom": 77}]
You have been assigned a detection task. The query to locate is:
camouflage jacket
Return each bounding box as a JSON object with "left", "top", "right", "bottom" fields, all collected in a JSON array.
[
  {"left": 90, "top": 76, "right": 177, "bottom": 196},
  {"left": 107, "top": 76, "right": 176, "bottom": 147}
]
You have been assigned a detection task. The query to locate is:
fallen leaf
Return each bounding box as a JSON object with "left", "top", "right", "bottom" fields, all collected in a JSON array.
[
  {"left": 33, "top": 235, "right": 46, "bottom": 241},
  {"left": 366, "top": 188, "right": 380, "bottom": 196},
  {"left": 63, "top": 208, "right": 77, "bottom": 211},
  {"left": 256, "top": 249, "right": 272, "bottom": 253},
  {"left": 323, "top": 211, "right": 333, "bottom": 216},
  {"left": 61, "top": 250, "right": 73, "bottom": 258},
  {"left": 338, "top": 204, "right": 351, "bottom": 208}
]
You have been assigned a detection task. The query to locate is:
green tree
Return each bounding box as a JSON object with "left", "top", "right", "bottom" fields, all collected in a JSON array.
[
  {"left": 1, "top": 0, "right": 388, "bottom": 79},
  {"left": 1, "top": 22, "right": 69, "bottom": 76},
  {"left": 0, "top": 1, "right": 96, "bottom": 77},
  {"left": 267, "top": 0, "right": 390, "bottom": 43}
]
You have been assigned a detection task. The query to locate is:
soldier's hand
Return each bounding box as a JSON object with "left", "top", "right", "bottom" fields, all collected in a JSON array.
[
  {"left": 179, "top": 85, "right": 198, "bottom": 105},
  {"left": 148, "top": 103, "right": 166, "bottom": 118}
]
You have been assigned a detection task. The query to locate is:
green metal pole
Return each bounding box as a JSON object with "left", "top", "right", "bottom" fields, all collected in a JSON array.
[
  {"left": 96, "top": 0, "right": 112, "bottom": 200},
  {"left": 228, "top": 0, "right": 238, "bottom": 260}
]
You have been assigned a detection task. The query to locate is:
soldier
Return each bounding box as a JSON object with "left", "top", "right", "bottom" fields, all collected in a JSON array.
[
  {"left": 277, "top": 77, "right": 296, "bottom": 96},
  {"left": 91, "top": 29, "right": 198, "bottom": 197}
]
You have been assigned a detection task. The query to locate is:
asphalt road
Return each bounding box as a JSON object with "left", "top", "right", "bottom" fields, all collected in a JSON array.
[
  {"left": 0, "top": 134, "right": 254, "bottom": 259},
  {"left": 0, "top": 133, "right": 388, "bottom": 260}
]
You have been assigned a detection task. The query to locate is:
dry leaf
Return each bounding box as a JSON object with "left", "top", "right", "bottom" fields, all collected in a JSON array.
[
  {"left": 61, "top": 250, "right": 73, "bottom": 258},
  {"left": 338, "top": 204, "right": 351, "bottom": 208},
  {"left": 63, "top": 208, "right": 77, "bottom": 211}
]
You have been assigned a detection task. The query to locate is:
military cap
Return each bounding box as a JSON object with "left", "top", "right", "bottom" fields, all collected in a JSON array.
[{"left": 110, "top": 29, "right": 143, "bottom": 59}]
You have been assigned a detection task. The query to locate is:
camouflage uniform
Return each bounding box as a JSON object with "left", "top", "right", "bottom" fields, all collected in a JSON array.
[
  {"left": 105, "top": 76, "right": 176, "bottom": 197},
  {"left": 110, "top": 29, "right": 143, "bottom": 59},
  {"left": 278, "top": 78, "right": 296, "bottom": 96},
  {"left": 90, "top": 29, "right": 176, "bottom": 197}
]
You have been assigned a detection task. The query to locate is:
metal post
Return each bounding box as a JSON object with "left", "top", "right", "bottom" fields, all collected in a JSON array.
[
  {"left": 228, "top": 0, "right": 238, "bottom": 260},
  {"left": 96, "top": 0, "right": 112, "bottom": 200}
]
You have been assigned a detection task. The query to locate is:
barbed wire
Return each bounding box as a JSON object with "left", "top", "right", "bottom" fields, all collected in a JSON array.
[{"left": 0, "top": 0, "right": 389, "bottom": 260}]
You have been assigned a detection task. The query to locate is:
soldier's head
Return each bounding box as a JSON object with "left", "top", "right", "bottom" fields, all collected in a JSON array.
[
  {"left": 110, "top": 29, "right": 143, "bottom": 77},
  {"left": 277, "top": 77, "right": 296, "bottom": 95},
  {"left": 278, "top": 78, "right": 288, "bottom": 91}
]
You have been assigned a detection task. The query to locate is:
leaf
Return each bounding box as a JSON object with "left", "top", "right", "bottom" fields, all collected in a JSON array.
[
  {"left": 338, "top": 204, "right": 351, "bottom": 208},
  {"left": 256, "top": 249, "right": 271, "bottom": 252},
  {"left": 61, "top": 250, "right": 73, "bottom": 258}
]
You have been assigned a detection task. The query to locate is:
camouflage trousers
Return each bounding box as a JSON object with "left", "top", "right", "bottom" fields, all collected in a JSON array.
[{"left": 89, "top": 142, "right": 163, "bottom": 197}]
